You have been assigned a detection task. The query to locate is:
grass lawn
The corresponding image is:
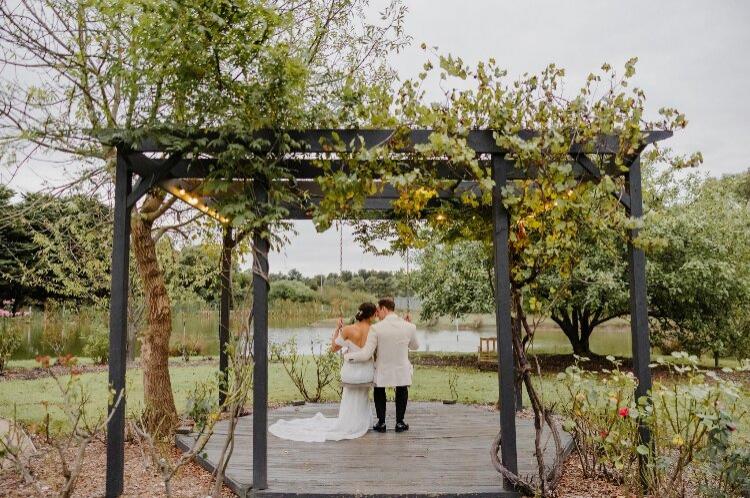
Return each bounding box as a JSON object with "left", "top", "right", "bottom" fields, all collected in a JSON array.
[
  {"left": 1, "top": 360, "right": 545, "bottom": 430},
  {"left": 2, "top": 356, "right": 746, "bottom": 434}
]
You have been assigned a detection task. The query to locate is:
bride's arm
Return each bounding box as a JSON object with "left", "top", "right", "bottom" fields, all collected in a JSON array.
[
  {"left": 344, "top": 331, "right": 377, "bottom": 362},
  {"left": 330, "top": 318, "right": 346, "bottom": 352}
]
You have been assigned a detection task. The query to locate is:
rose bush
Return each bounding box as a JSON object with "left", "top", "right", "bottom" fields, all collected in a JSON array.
[{"left": 558, "top": 352, "right": 749, "bottom": 496}]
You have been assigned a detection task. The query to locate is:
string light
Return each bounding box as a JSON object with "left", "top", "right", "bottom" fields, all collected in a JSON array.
[{"left": 160, "top": 182, "right": 231, "bottom": 225}]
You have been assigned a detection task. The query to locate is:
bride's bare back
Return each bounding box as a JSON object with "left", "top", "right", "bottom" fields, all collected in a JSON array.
[
  {"left": 342, "top": 321, "right": 370, "bottom": 349},
  {"left": 331, "top": 319, "right": 370, "bottom": 352}
]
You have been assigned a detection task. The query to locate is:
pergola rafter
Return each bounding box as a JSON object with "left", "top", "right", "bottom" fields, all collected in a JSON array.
[{"left": 100, "top": 128, "right": 670, "bottom": 497}]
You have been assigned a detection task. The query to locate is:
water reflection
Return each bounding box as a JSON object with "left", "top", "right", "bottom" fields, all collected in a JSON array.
[
  {"left": 9, "top": 312, "right": 632, "bottom": 359},
  {"left": 264, "top": 325, "right": 632, "bottom": 357}
]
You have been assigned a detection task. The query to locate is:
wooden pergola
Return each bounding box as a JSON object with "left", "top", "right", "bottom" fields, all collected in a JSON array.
[{"left": 100, "top": 128, "right": 670, "bottom": 497}]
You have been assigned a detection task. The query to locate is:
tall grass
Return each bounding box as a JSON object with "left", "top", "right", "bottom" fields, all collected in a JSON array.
[{"left": 7, "top": 285, "right": 377, "bottom": 359}]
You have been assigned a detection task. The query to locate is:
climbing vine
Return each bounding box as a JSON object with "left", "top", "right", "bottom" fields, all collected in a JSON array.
[{"left": 102, "top": 49, "right": 700, "bottom": 495}]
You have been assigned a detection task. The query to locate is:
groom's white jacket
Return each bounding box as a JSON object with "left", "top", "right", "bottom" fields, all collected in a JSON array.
[{"left": 344, "top": 313, "right": 419, "bottom": 387}]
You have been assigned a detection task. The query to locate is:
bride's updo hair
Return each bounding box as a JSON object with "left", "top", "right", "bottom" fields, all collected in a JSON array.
[{"left": 354, "top": 302, "right": 377, "bottom": 322}]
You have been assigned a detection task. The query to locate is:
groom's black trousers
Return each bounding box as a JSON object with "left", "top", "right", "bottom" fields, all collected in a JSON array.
[{"left": 374, "top": 386, "right": 408, "bottom": 423}]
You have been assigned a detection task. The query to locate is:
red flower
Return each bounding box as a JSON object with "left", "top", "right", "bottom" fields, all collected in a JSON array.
[
  {"left": 599, "top": 430, "right": 608, "bottom": 439},
  {"left": 618, "top": 407, "right": 629, "bottom": 418}
]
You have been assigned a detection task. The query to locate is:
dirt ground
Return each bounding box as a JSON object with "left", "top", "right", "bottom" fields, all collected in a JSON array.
[{"left": 0, "top": 434, "right": 233, "bottom": 497}]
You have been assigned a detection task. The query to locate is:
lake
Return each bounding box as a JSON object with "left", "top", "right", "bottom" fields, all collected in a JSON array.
[
  {"left": 7, "top": 309, "right": 633, "bottom": 359},
  {"left": 258, "top": 324, "right": 632, "bottom": 357}
]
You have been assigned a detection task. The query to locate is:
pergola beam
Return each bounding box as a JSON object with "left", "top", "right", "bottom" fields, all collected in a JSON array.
[
  {"left": 252, "top": 174, "right": 270, "bottom": 491},
  {"left": 127, "top": 156, "right": 642, "bottom": 182},
  {"left": 570, "top": 153, "right": 631, "bottom": 211},
  {"left": 102, "top": 127, "right": 668, "bottom": 497},
  {"left": 104, "top": 128, "right": 672, "bottom": 156},
  {"left": 105, "top": 154, "right": 132, "bottom": 497},
  {"left": 625, "top": 154, "right": 653, "bottom": 489},
  {"left": 492, "top": 154, "right": 518, "bottom": 486}
]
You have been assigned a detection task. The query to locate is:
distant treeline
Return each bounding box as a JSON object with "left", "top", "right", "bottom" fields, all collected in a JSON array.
[{"left": 0, "top": 184, "right": 408, "bottom": 314}]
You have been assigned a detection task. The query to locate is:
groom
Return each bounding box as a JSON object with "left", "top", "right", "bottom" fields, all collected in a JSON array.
[{"left": 344, "top": 297, "right": 419, "bottom": 433}]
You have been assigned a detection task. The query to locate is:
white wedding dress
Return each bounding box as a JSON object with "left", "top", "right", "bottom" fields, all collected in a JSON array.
[{"left": 268, "top": 337, "right": 374, "bottom": 442}]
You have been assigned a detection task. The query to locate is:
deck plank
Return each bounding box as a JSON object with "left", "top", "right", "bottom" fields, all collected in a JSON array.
[{"left": 176, "top": 402, "right": 571, "bottom": 497}]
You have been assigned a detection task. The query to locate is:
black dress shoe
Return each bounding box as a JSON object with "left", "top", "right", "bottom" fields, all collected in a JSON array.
[
  {"left": 373, "top": 421, "right": 387, "bottom": 433},
  {"left": 395, "top": 421, "right": 409, "bottom": 432}
]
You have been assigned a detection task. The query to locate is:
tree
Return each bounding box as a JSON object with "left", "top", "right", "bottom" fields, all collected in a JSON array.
[
  {"left": 160, "top": 240, "right": 223, "bottom": 306},
  {"left": 1, "top": 188, "right": 113, "bottom": 309},
  {"left": 413, "top": 241, "right": 494, "bottom": 321},
  {"left": 20, "top": 193, "right": 113, "bottom": 305},
  {"left": 0, "top": 186, "right": 38, "bottom": 311},
  {"left": 1, "top": 0, "right": 407, "bottom": 435},
  {"left": 413, "top": 231, "right": 630, "bottom": 356},
  {"left": 537, "top": 218, "right": 630, "bottom": 355},
  {"left": 644, "top": 169, "right": 750, "bottom": 362}
]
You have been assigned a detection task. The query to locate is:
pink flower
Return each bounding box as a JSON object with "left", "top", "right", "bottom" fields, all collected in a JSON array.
[
  {"left": 599, "top": 430, "right": 609, "bottom": 439},
  {"left": 618, "top": 407, "right": 629, "bottom": 418}
]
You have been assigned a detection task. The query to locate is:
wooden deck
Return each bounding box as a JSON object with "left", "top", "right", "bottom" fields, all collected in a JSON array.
[{"left": 176, "top": 402, "right": 571, "bottom": 497}]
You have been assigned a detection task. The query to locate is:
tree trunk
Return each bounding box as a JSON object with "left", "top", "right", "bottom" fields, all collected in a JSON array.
[
  {"left": 511, "top": 316, "right": 523, "bottom": 410},
  {"left": 572, "top": 330, "right": 591, "bottom": 356},
  {"left": 131, "top": 193, "right": 177, "bottom": 437},
  {"left": 126, "top": 299, "right": 138, "bottom": 363},
  {"left": 552, "top": 311, "right": 593, "bottom": 356}
]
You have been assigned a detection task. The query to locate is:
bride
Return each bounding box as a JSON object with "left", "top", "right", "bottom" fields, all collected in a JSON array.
[{"left": 268, "top": 302, "right": 376, "bottom": 442}]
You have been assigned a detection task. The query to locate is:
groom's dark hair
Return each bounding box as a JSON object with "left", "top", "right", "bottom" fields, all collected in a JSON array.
[{"left": 378, "top": 297, "right": 396, "bottom": 311}]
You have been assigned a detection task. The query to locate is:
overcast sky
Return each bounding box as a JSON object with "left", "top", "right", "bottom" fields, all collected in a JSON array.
[
  {"left": 274, "top": 0, "right": 750, "bottom": 275},
  {"left": 4, "top": 0, "right": 749, "bottom": 275}
]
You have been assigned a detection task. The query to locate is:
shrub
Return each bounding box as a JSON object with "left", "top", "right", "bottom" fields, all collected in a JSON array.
[
  {"left": 169, "top": 338, "right": 206, "bottom": 361},
  {"left": 270, "top": 337, "right": 340, "bottom": 402},
  {"left": 269, "top": 280, "right": 317, "bottom": 303},
  {"left": 0, "top": 323, "right": 21, "bottom": 373},
  {"left": 185, "top": 381, "right": 217, "bottom": 431},
  {"left": 558, "top": 355, "right": 640, "bottom": 481},
  {"left": 447, "top": 369, "right": 459, "bottom": 401},
  {"left": 697, "top": 411, "right": 750, "bottom": 497},
  {"left": 82, "top": 326, "right": 109, "bottom": 364},
  {"left": 558, "top": 353, "right": 750, "bottom": 496}
]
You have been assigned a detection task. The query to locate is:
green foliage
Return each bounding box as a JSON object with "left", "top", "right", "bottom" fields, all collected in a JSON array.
[
  {"left": 269, "top": 280, "right": 317, "bottom": 303},
  {"left": 169, "top": 338, "right": 208, "bottom": 361},
  {"left": 697, "top": 412, "right": 750, "bottom": 497},
  {"left": 447, "top": 369, "right": 459, "bottom": 401},
  {"left": 270, "top": 337, "right": 341, "bottom": 402},
  {"left": 558, "top": 355, "right": 640, "bottom": 480},
  {"left": 537, "top": 209, "right": 630, "bottom": 354},
  {"left": 645, "top": 169, "right": 750, "bottom": 359},
  {"left": 0, "top": 186, "right": 38, "bottom": 308},
  {"left": 0, "top": 323, "right": 21, "bottom": 374},
  {"left": 184, "top": 381, "right": 218, "bottom": 431},
  {"left": 413, "top": 241, "right": 494, "bottom": 321},
  {"left": 558, "top": 352, "right": 750, "bottom": 496},
  {"left": 82, "top": 326, "right": 109, "bottom": 365},
  {"left": 159, "top": 239, "right": 223, "bottom": 306},
  {"left": 1, "top": 189, "right": 113, "bottom": 308}
]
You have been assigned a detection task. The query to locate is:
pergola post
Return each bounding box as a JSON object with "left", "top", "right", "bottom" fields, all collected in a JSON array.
[
  {"left": 218, "top": 227, "right": 233, "bottom": 407},
  {"left": 252, "top": 176, "right": 270, "bottom": 490},
  {"left": 106, "top": 150, "right": 132, "bottom": 497},
  {"left": 491, "top": 153, "right": 518, "bottom": 487},
  {"left": 625, "top": 153, "right": 653, "bottom": 487}
]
